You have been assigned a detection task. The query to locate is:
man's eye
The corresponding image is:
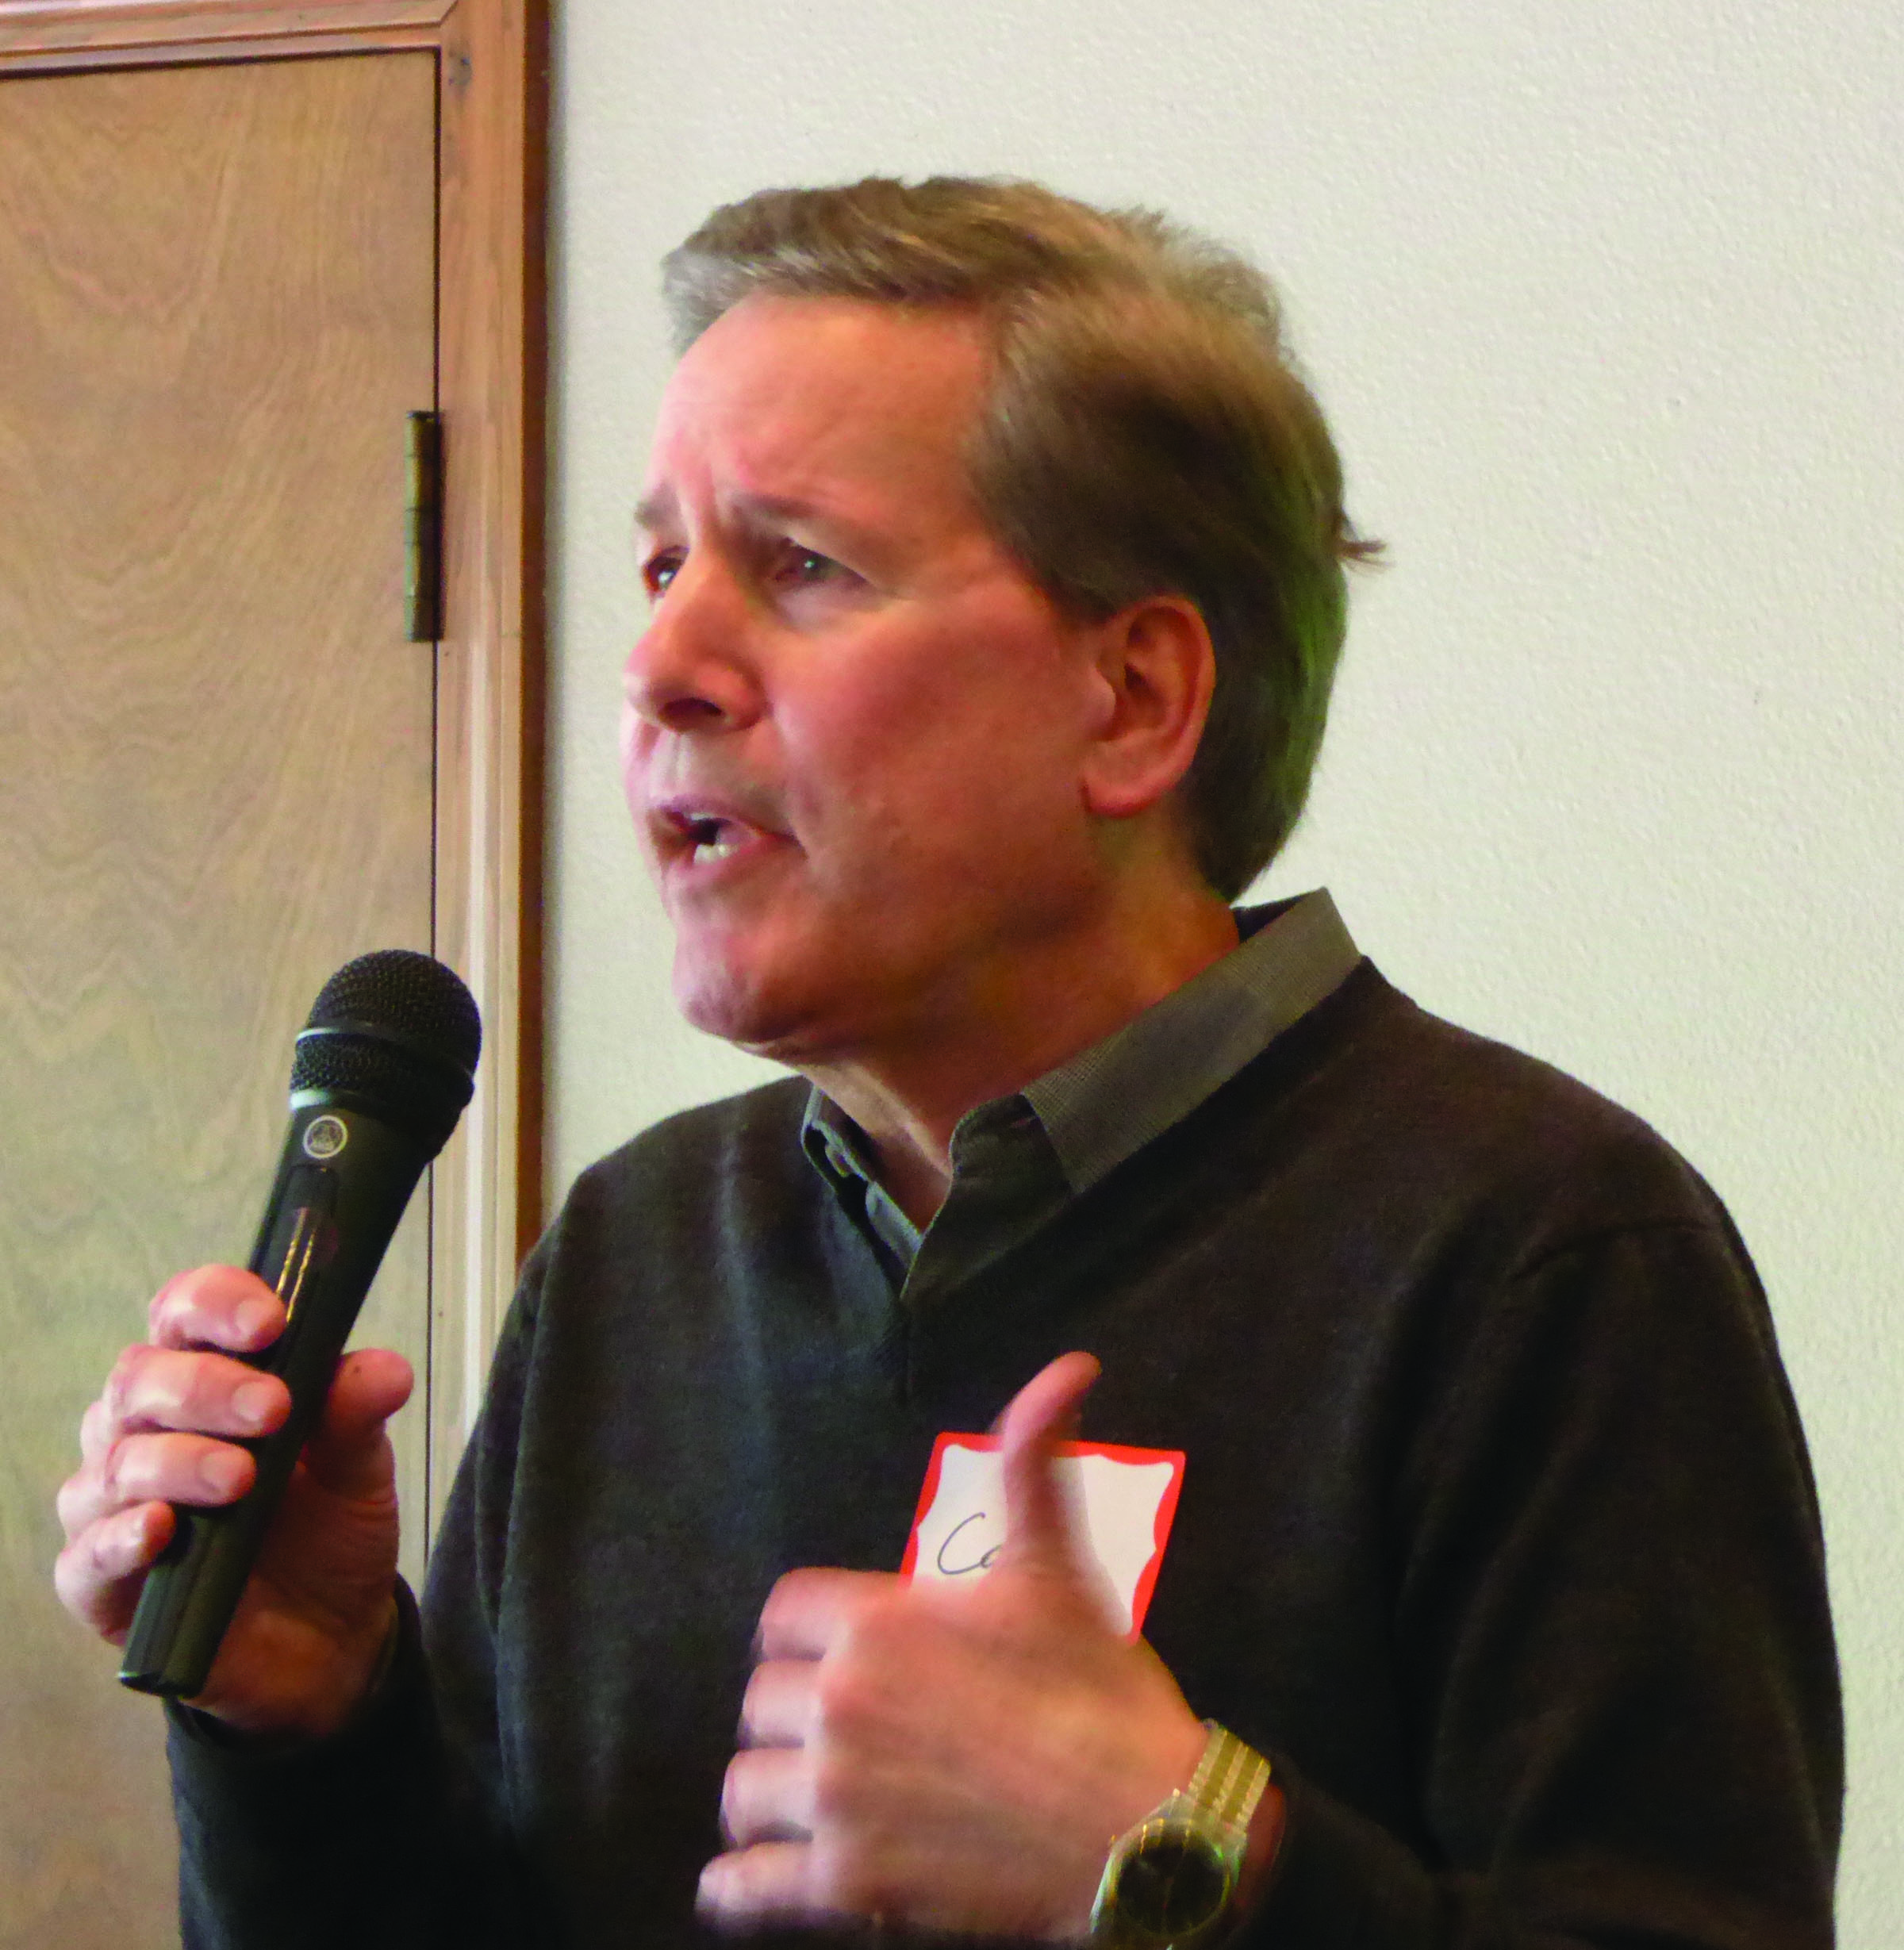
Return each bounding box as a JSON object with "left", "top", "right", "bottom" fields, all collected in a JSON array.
[
  {"left": 643, "top": 551, "right": 684, "bottom": 599},
  {"left": 772, "top": 544, "right": 846, "bottom": 587}
]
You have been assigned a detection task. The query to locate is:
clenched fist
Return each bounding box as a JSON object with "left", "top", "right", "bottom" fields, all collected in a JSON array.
[
  {"left": 54, "top": 1263, "right": 411, "bottom": 1741},
  {"left": 700, "top": 1352, "right": 1211, "bottom": 1940}
]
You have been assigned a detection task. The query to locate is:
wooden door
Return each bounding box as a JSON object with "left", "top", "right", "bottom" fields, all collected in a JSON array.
[{"left": 0, "top": 50, "right": 440, "bottom": 1948}]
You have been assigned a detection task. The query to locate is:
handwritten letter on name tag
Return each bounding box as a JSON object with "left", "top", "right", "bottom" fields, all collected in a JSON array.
[{"left": 900, "top": 1434, "right": 1186, "bottom": 1637}]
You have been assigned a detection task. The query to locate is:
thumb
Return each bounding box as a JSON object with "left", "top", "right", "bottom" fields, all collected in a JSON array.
[
  {"left": 301, "top": 1348, "right": 414, "bottom": 1499},
  {"left": 992, "top": 1350, "right": 1102, "bottom": 1584}
]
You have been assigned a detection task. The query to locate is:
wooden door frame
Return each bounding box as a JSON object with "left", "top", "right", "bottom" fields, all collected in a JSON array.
[{"left": 0, "top": 0, "right": 547, "bottom": 1534}]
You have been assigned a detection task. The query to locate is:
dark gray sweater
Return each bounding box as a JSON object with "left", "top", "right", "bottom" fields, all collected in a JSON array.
[{"left": 171, "top": 963, "right": 1841, "bottom": 1948}]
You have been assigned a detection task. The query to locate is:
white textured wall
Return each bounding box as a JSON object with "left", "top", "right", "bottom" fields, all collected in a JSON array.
[{"left": 546, "top": 3, "right": 1904, "bottom": 1937}]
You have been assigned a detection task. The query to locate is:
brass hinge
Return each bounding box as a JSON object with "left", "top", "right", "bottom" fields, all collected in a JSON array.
[{"left": 405, "top": 411, "right": 443, "bottom": 642}]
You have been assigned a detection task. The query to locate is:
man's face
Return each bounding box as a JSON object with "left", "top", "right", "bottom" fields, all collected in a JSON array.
[{"left": 623, "top": 294, "right": 1116, "bottom": 1070}]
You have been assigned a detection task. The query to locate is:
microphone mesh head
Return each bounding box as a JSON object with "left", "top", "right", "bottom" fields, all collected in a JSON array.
[
  {"left": 304, "top": 949, "right": 482, "bottom": 1076},
  {"left": 290, "top": 951, "right": 482, "bottom": 1149}
]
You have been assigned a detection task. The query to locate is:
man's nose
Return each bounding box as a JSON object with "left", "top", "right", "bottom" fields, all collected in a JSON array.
[{"left": 623, "top": 559, "right": 763, "bottom": 735}]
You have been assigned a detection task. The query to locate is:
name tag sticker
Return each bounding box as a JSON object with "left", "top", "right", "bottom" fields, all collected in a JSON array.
[{"left": 900, "top": 1434, "right": 1186, "bottom": 1638}]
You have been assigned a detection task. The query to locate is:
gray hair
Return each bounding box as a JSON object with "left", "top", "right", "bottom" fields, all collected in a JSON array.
[{"left": 663, "top": 176, "right": 1377, "bottom": 898}]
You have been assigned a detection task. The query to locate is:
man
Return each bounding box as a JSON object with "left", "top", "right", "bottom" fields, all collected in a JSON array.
[{"left": 56, "top": 178, "right": 1840, "bottom": 1948}]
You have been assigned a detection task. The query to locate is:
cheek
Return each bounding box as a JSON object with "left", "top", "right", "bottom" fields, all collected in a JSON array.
[
  {"left": 801, "top": 612, "right": 1087, "bottom": 823},
  {"left": 800, "top": 724, "right": 1084, "bottom": 918},
  {"left": 797, "top": 695, "right": 1033, "bottom": 862}
]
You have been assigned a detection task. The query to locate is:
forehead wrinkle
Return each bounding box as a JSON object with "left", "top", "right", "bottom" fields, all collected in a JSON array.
[
  {"left": 647, "top": 416, "right": 981, "bottom": 578},
  {"left": 650, "top": 296, "right": 995, "bottom": 550},
  {"left": 727, "top": 399, "right": 964, "bottom": 528}
]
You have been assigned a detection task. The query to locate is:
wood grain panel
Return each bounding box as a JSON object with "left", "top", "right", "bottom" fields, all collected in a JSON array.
[
  {"left": 0, "top": 51, "right": 436, "bottom": 1948},
  {"left": 0, "top": 0, "right": 548, "bottom": 1541},
  {"left": 0, "top": 0, "right": 452, "bottom": 57}
]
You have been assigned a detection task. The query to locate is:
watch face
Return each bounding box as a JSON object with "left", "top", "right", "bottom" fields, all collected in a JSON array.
[{"left": 1114, "top": 1829, "right": 1233, "bottom": 1938}]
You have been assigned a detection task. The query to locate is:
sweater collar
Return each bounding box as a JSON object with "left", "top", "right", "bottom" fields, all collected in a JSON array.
[{"left": 801, "top": 889, "right": 1361, "bottom": 1284}]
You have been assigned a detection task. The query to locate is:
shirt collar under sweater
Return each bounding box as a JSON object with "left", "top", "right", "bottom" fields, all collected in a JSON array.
[{"left": 800, "top": 888, "right": 1361, "bottom": 1307}]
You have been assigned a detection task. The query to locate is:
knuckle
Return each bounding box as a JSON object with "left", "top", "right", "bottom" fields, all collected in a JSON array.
[
  {"left": 152, "top": 1265, "right": 263, "bottom": 1349},
  {"left": 52, "top": 1540, "right": 95, "bottom": 1620},
  {"left": 148, "top": 1268, "right": 202, "bottom": 1342},
  {"left": 739, "top": 1658, "right": 804, "bottom": 1736},
  {"left": 100, "top": 1431, "right": 182, "bottom": 1508},
  {"left": 809, "top": 1656, "right": 864, "bottom": 1733},
  {"left": 98, "top": 1435, "right": 134, "bottom": 1503},
  {"left": 812, "top": 1634, "right": 895, "bottom": 1740},
  {"left": 55, "top": 1516, "right": 140, "bottom": 1631},
  {"left": 720, "top": 1749, "right": 784, "bottom": 1846},
  {"left": 810, "top": 1835, "right": 882, "bottom": 1917},
  {"left": 737, "top": 1666, "right": 771, "bottom": 1741},
  {"left": 718, "top": 1752, "right": 750, "bottom": 1839},
  {"left": 755, "top": 1568, "right": 810, "bottom": 1639},
  {"left": 102, "top": 1345, "right": 146, "bottom": 1424},
  {"left": 54, "top": 1461, "right": 101, "bottom": 1538},
  {"left": 805, "top": 1745, "right": 863, "bottom": 1827},
  {"left": 86, "top": 1515, "right": 128, "bottom": 1576},
  {"left": 835, "top": 1587, "right": 905, "bottom": 1660}
]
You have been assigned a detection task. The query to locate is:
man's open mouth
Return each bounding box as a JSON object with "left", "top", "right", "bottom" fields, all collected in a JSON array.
[{"left": 682, "top": 814, "right": 746, "bottom": 862}]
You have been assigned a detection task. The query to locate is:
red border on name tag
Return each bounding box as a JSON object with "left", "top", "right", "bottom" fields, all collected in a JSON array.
[{"left": 900, "top": 1432, "right": 1187, "bottom": 1636}]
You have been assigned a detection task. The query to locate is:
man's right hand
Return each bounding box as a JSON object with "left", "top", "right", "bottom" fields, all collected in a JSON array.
[{"left": 54, "top": 1264, "right": 412, "bottom": 1742}]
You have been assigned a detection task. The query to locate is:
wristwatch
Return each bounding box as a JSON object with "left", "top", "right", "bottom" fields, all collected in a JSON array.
[{"left": 1089, "top": 1723, "right": 1272, "bottom": 1950}]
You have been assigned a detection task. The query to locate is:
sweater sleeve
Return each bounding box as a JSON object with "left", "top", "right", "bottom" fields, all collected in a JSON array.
[
  {"left": 169, "top": 1580, "right": 467, "bottom": 1949},
  {"left": 167, "top": 1256, "right": 548, "bottom": 1950},
  {"left": 1241, "top": 1214, "right": 1841, "bottom": 1950}
]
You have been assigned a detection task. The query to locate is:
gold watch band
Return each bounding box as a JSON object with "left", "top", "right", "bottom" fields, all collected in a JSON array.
[{"left": 1185, "top": 1722, "right": 1272, "bottom": 1842}]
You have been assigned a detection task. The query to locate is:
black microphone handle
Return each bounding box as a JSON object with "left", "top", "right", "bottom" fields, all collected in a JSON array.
[{"left": 119, "top": 1096, "right": 433, "bottom": 1699}]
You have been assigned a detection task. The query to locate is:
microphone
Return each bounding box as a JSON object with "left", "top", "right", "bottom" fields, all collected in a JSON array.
[{"left": 119, "top": 949, "right": 482, "bottom": 1699}]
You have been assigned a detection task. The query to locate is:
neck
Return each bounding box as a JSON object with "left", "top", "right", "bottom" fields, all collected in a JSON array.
[{"left": 801, "top": 876, "right": 1240, "bottom": 1228}]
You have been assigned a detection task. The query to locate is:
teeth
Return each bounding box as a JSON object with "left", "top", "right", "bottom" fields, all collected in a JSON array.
[
  {"left": 692, "top": 828, "right": 743, "bottom": 862},
  {"left": 666, "top": 808, "right": 754, "bottom": 865}
]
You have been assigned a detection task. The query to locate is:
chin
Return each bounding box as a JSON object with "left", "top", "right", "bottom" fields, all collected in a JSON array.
[{"left": 670, "top": 946, "right": 817, "bottom": 1061}]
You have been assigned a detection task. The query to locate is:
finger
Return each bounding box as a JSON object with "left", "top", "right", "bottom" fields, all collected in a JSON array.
[
  {"left": 79, "top": 1395, "right": 117, "bottom": 1464},
  {"left": 297, "top": 1349, "right": 413, "bottom": 1500},
  {"left": 739, "top": 1657, "right": 820, "bottom": 1748},
  {"left": 58, "top": 1431, "right": 255, "bottom": 1537},
  {"left": 755, "top": 1568, "right": 898, "bottom": 1662},
  {"left": 993, "top": 1350, "right": 1101, "bottom": 1580},
  {"left": 720, "top": 1745, "right": 814, "bottom": 1848},
  {"left": 102, "top": 1344, "right": 290, "bottom": 1443},
  {"left": 52, "top": 1499, "right": 175, "bottom": 1638},
  {"left": 699, "top": 1841, "right": 834, "bottom": 1928},
  {"left": 149, "top": 1265, "right": 286, "bottom": 1356}
]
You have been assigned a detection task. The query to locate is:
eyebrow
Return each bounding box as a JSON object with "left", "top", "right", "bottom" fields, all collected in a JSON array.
[
  {"left": 632, "top": 486, "right": 862, "bottom": 544},
  {"left": 632, "top": 487, "right": 676, "bottom": 537}
]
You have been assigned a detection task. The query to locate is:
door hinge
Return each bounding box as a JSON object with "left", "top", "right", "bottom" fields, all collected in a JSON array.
[{"left": 405, "top": 411, "right": 443, "bottom": 642}]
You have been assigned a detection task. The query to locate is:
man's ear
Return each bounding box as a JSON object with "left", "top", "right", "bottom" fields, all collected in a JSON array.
[{"left": 1078, "top": 594, "right": 1216, "bottom": 821}]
